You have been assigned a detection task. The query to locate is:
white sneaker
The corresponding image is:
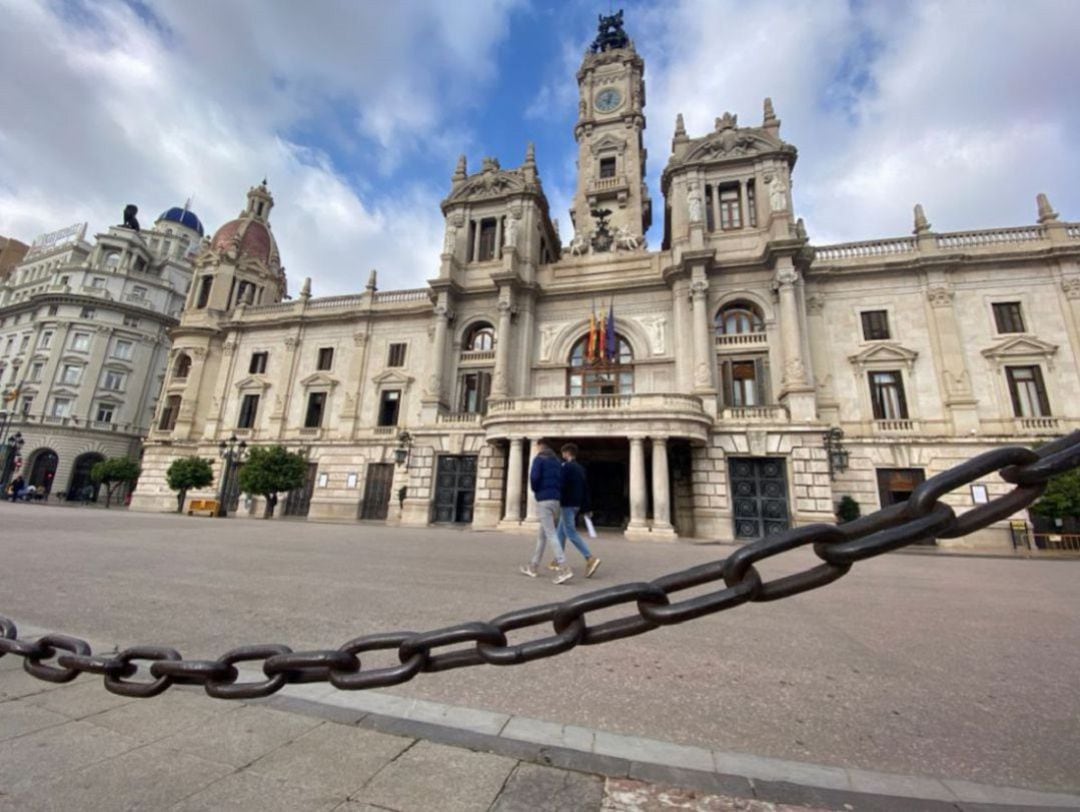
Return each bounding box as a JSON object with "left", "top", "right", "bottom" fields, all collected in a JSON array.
[
  {"left": 553, "top": 566, "right": 574, "bottom": 585},
  {"left": 520, "top": 565, "right": 538, "bottom": 578}
]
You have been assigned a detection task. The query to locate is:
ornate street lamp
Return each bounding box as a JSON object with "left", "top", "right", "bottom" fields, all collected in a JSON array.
[
  {"left": 217, "top": 434, "right": 248, "bottom": 517},
  {"left": 1, "top": 430, "right": 25, "bottom": 492},
  {"left": 823, "top": 427, "right": 848, "bottom": 480},
  {"left": 394, "top": 430, "right": 412, "bottom": 466}
]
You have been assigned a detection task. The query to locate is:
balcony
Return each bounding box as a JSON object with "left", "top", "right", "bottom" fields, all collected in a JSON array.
[
  {"left": 874, "top": 419, "right": 918, "bottom": 433},
  {"left": 586, "top": 174, "right": 629, "bottom": 202},
  {"left": 436, "top": 411, "right": 482, "bottom": 425},
  {"left": 720, "top": 405, "right": 788, "bottom": 423},
  {"left": 459, "top": 349, "right": 495, "bottom": 364},
  {"left": 714, "top": 332, "right": 768, "bottom": 350},
  {"left": 1015, "top": 416, "right": 1060, "bottom": 433}
]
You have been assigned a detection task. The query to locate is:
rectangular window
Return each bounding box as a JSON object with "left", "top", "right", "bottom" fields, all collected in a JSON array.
[
  {"left": 304, "top": 392, "right": 326, "bottom": 428},
  {"left": 80, "top": 307, "right": 96, "bottom": 319},
  {"left": 95, "top": 404, "right": 114, "bottom": 424},
  {"left": 123, "top": 315, "right": 139, "bottom": 328},
  {"left": 195, "top": 276, "right": 213, "bottom": 309},
  {"left": 72, "top": 333, "right": 91, "bottom": 352},
  {"left": 869, "top": 370, "right": 908, "bottom": 420},
  {"left": 317, "top": 347, "right": 334, "bottom": 371},
  {"left": 1006, "top": 365, "right": 1050, "bottom": 417},
  {"left": 50, "top": 397, "right": 71, "bottom": 418},
  {"left": 378, "top": 390, "right": 401, "bottom": 426},
  {"left": 19, "top": 335, "right": 29, "bottom": 352},
  {"left": 29, "top": 362, "right": 43, "bottom": 382},
  {"left": 861, "top": 310, "right": 890, "bottom": 341},
  {"left": 4, "top": 338, "right": 13, "bottom": 354},
  {"left": 47, "top": 305, "right": 59, "bottom": 316},
  {"left": 459, "top": 371, "right": 492, "bottom": 414},
  {"left": 599, "top": 156, "right": 616, "bottom": 179},
  {"left": 719, "top": 186, "right": 742, "bottom": 230},
  {"left": 132, "top": 285, "right": 148, "bottom": 298},
  {"left": 59, "top": 275, "right": 69, "bottom": 286},
  {"left": 21, "top": 396, "right": 33, "bottom": 416},
  {"left": 38, "top": 330, "right": 53, "bottom": 349},
  {"left": 103, "top": 370, "right": 126, "bottom": 391},
  {"left": 60, "top": 364, "right": 81, "bottom": 385},
  {"left": 387, "top": 342, "right": 407, "bottom": 367},
  {"left": 249, "top": 352, "right": 268, "bottom": 374},
  {"left": 159, "top": 394, "right": 180, "bottom": 430},
  {"left": 477, "top": 218, "right": 498, "bottom": 262},
  {"left": 993, "top": 302, "right": 1025, "bottom": 334},
  {"left": 747, "top": 180, "right": 757, "bottom": 227},
  {"left": 719, "top": 357, "right": 769, "bottom": 407},
  {"left": 112, "top": 339, "right": 133, "bottom": 360},
  {"left": 704, "top": 184, "right": 715, "bottom": 232},
  {"left": 91, "top": 276, "right": 106, "bottom": 288},
  {"left": 238, "top": 394, "right": 260, "bottom": 428}
]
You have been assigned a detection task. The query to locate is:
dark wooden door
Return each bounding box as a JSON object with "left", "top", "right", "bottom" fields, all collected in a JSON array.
[
  {"left": 360, "top": 463, "right": 394, "bottom": 520},
  {"left": 729, "top": 457, "right": 790, "bottom": 540},
  {"left": 284, "top": 463, "right": 318, "bottom": 517},
  {"left": 433, "top": 455, "right": 476, "bottom": 523}
]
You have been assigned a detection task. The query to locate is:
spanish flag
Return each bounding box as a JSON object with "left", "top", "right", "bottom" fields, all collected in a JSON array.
[
  {"left": 586, "top": 303, "right": 597, "bottom": 364},
  {"left": 3, "top": 387, "right": 19, "bottom": 403}
]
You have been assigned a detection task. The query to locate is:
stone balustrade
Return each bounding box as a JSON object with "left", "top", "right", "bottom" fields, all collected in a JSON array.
[
  {"left": 814, "top": 237, "right": 917, "bottom": 261},
  {"left": 874, "top": 419, "right": 917, "bottom": 433},
  {"left": 715, "top": 332, "right": 768, "bottom": 348},
  {"left": 487, "top": 392, "right": 706, "bottom": 416},
  {"left": 435, "top": 411, "right": 482, "bottom": 425},
  {"left": 720, "top": 405, "right": 789, "bottom": 422}
]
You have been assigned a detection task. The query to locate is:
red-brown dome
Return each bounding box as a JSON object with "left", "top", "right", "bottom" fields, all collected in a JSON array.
[{"left": 210, "top": 217, "right": 277, "bottom": 266}]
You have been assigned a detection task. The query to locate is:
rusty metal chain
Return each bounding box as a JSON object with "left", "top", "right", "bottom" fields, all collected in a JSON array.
[{"left": 3, "top": 433, "right": 1078, "bottom": 700}]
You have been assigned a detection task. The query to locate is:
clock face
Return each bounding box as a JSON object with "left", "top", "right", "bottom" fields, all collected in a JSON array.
[{"left": 595, "top": 88, "right": 622, "bottom": 113}]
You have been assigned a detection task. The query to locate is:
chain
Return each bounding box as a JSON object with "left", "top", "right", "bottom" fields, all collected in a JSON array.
[{"left": 3, "top": 433, "right": 1078, "bottom": 700}]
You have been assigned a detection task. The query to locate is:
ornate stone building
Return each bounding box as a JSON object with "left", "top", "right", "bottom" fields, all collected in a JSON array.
[
  {"left": 131, "top": 15, "right": 1079, "bottom": 549},
  {"left": 0, "top": 208, "right": 198, "bottom": 499}
]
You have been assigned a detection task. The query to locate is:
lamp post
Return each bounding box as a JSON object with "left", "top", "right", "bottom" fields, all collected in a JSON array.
[
  {"left": 1, "top": 430, "right": 25, "bottom": 493},
  {"left": 823, "top": 427, "right": 848, "bottom": 480},
  {"left": 217, "top": 434, "right": 248, "bottom": 517},
  {"left": 394, "top": 430, "right": 412, "bottom": 467}
]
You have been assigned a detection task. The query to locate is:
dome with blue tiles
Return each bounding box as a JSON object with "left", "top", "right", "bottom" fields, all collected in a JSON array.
[{"left": 157, "top": 205, "right": 204, "bottom": 237}]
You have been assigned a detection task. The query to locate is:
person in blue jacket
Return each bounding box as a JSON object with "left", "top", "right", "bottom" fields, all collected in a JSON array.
[
  {"left": 553, "top": 443, "right": 601, "bottom": 578},
  {"left": 520, "top": 438, "right": 573, "bottom": 584}
]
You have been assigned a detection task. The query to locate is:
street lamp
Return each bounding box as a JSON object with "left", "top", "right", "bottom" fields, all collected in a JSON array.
[
  {"left": 394, "top": 430, "right": 412, "bottom": 466},
  {"left": 1, "top": 430, "right": 25, "bottom": 492},
  {"left": 823, "top": 427, "right": 848, "bottom": 480},
  {"left": 217, "top": 434, "right": 248, "bottom": 517}
]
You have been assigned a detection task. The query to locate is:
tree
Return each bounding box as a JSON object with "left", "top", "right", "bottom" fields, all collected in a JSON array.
[
  {"left": 237, "top": 445, "right": 306, "bottom": 518},
  {"left": 1029, "top": 468, "right": 1080, "bottom": 527},
  {"left": 166, "top": 456, "right": 214, "bottom": 514},
  {"left": 91, "top": 457, "right": 141, "bottom": 509},
  {"left": 835, "top": 495, "right": 861, "bottom": 524}
]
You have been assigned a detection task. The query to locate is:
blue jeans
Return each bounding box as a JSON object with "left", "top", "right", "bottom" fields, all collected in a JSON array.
[{"left": 557, "top": 506, "right": 592, "bottom": 559}]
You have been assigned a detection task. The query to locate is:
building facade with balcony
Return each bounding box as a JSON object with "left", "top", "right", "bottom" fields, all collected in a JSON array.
[
  {"left": 0, "top": 207, "right": 198, "bottom": 499},
  {"left": 130, "top": 16, "right": 1080, "bottom": 549}
]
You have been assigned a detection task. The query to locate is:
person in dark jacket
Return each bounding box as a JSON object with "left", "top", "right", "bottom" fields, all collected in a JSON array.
[
  {"left": 554, "top": 443, "right": 601, "bottom": 578},
  {"left": 521, "top": 439, "right": 573, "bottom": 583}
]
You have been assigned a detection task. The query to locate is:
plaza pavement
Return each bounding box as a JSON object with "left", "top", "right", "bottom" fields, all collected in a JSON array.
[{"left": 1, "top": 503, "right": 1079, "bottom": 810}]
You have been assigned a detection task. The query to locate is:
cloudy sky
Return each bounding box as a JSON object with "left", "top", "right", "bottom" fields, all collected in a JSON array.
[{"left": 1, "top": 0, "right": 1077, "bottom": 296}]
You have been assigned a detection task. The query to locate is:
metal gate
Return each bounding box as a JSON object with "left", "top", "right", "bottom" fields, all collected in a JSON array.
[
  {"left": 283, "top": 463, "right": 318, "bottom": 517},
  {"left": 729, "top": 457, "right": 790, "bottom": 540},
  {"left": 433, "top": 455, "right": 476, "bottom": 523},
  {"left": 359, "top": 463, "right": 394, "bottom": 520}
]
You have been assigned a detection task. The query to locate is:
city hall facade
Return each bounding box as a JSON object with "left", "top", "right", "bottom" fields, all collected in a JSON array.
[{"left": 131, "top": 18, "right": 1080, "bottom": 548}]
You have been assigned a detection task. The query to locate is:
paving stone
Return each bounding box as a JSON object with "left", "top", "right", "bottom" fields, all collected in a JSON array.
[
  {"left": 0, "top": 666, "right": 52, "bottom": 701},
  {"left": 0, "top": 720, "right": 138, "bottom": 794},
  {"left": 491, "top": 761, "right": 604, "bottom": 812},
  {"left": 22, "top": 678, "right": 136, "bottom": 719},
  {"left": 1, "top": 742, "right": 233, "bottom": 811},
  {"left": 604, "top": 777, "right": 832, "bottom": 811},
  {"left": 80, "top": 688, "right": 231, "bottom": 746},
  {"left": 171, "top": 769, "right": 344, "bottom": 811},
  {"left": 246, "top": 722, "right": 412, "bottom": 795},
  {"left": 158, "top": 704, "right": 323, "bottom": 767},
  {"left": 355, "top": 739, "right": 516, "bottom": 812},
  {"left": 0, "top": 700, "right": 68, "bottom": 742}
]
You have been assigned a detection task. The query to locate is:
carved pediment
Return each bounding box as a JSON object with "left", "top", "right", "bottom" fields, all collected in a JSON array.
[
  {"left": 447, "top": 169, "right": 529, "bottom": 203},
  {"left": 981, "top": 336, "right": 1058, "bottom": 361},
  {"left": 372, "top": 369, "right": 414, "bottom": 387},
  {"left": 849, "top": 342, "right": 919, "bottom": 369},
  {"left": 299, "top": 372, "right": 340, "bottom": 389},
  {"left": 588, "top": 134, "right": 627, "bottom": 156},
  {"left": 234, "top": 375, "right": 271, "bottom": 392}
]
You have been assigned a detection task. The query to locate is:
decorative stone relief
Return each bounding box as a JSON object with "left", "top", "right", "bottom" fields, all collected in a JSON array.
[
  {"left": 640, "top": 316, "right": 667, "bottom": 355},
  {"left": 353, "top": 333, "right": 368, "bottom": 347},
  {"left": 694, "top": 361, "right": 710, "bottom": 387},
  {"left": 943, "top": 370, "right": 973, "bottom": 398},
  {"left": 222, "top": 340, "right": 237, "bottom": 354},
  {"left": 284, "top": 336, "right": 301, "bottom": 350},
  {"left": 1061, "top": 276, "right": 1080, "bottom": 299},
  {"left": 775, "top": 266, "right": 798, "bottom": 286},
  {"left": 806, "top": 294, "right": 826, "bottom": 314},
  {"left": 442, "top": 225, "right": 456, "bottom": 254},
  {"left": 687, "top": 183, "right": 703, "bottom": 224},
  {"left": 689, "top": 279, "right": 709, "bottom": 299},
  {"left": 783, "top": 357, "right": 807, "bottom": 384},
  {"left": 926, "top": 285, "right": 954, "bottom": 308},
  {"left": 765, "top": 174, "right": 788, "bottom": 212},
  {"left": 539, "top": 325, "right": 557, "bottom": 361}
]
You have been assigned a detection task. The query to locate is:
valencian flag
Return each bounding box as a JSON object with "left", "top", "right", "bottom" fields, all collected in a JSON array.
[
  {"left": 597, "top": 303, "right": 608, "bottom": 361},
  {"left": 586, "top": 300, "right": 598, "bottom": 364},
  {"left": 605, "top": 299, "right": 617, "bottom": 361}
]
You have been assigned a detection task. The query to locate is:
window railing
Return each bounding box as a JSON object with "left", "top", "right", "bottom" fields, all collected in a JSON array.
[
  {"left": 1015, "top": 416, "right": 1059, "bottom": 432},
  {"left": 460, "top": 349, "right": 496, "bottom": 362},
  {"left": 436, "top": 411, "right": 482, "bottom": 424},
  {"left": 487, "top": 393, "right": 706, "bottom": 416},
  {"left": 721, "top": 405, "right": 788, "bottom": 422},
  {"left": 874, "top": 419, "right": 917, "bottom": 433},
  {"left": 373, "top": 426, "right": 396, "bottom": 435},
  {"left": 714, "top": 332, "right": 767, "bottom": 348}
]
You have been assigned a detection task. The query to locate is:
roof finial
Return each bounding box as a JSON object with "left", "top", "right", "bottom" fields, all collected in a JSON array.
[
  {"left": 300, "top": 277, "right": 311, "bottom": 299},
  {"left": 913, "top": 203, "right": 931, "bottom": 235},
  {"left": 763, "top": 97, "right": 780, "bottom": 134},
  {"left": 1036, "top": 193, "right": 1059, "bottom": 224},
  {"left": 366, "top": 269, "right": 378, "bottom": 292},
  {"left": 674, "top": 113, "right": 687, "bottom": 139},
  {"left": 453, "top": 155, "right": 467, "bottom": 183},
  {"left": 524, "top": 142, "right": 536, "bottom": 168}
]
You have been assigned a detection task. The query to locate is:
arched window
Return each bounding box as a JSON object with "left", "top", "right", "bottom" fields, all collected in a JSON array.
[
  {"left": 173, "top": 353, "right": 191, "bottom": 379},
  {"left": 465, "top": 322, "right": 495, "bottom": 351},
  {"left": 567, "top": 334, "right": 634, "bottom": 396},
  {"left": 715, "top": 301, "right": 765, "bottom": 335}
]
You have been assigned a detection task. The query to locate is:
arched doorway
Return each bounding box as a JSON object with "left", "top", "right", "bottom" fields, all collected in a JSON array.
[
  {"left": 68, "top": 452, "right": 104, "bottom": 502},
  {"left": 28, "top": 449, "right": 59, "bottom": 496}
]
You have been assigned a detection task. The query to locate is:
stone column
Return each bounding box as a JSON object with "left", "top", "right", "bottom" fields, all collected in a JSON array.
[
  {"left": 502, "top": 438, "right": 523, "bottom": 524},
  {"left": 650, "top": 437, "right": 675, "bottom": 538},
  {"left": 492, "top": 298, "right": 513, "bottom": 397},
  {"left": 672, "top": 276, "right": 693, "bottom": 392},
  {"left": 524, "top": 438, "right": 538, "bottom": 523},
  {"left": 690, "top": 277, "right": 713, "bottom": 392},
  {"left": 775, "top": 260, "right": 815, "bottom": 420},
  {"left": 426, "top": 303, "right": 450, "bottom": 403},
  {"left": 626, "top": 436, "right": 649, "bottom": 537}
]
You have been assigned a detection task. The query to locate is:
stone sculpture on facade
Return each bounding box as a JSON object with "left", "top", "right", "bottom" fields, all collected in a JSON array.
[
  {"left": 614, "top": 225, "right": 641, "bottom": 251},
  {"left": 765, "top": 175, "right": 788, "bottom": 213},
  {"left": 590, "top": 10, "right": 629, "bottom": 53},
  {"left": 122, "top": 204, "right": 140, "bottom": 232},
  {"left": 687, "top": 183, "right": 703, "bottom": 223},
  {"left": 589, "top": 208, "right": 614, "bottom": 252},
  {"left": 569, "top": 232, "right": 590, "bottom": 256},
  {"left": 443, "top": 225, "right": 456, "bottom": 254}
]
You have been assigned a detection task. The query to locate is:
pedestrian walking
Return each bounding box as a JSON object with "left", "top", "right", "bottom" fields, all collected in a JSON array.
[
  {"left": 520, "top": 438, "right": 573, "bottom": 584},
  {"left": 8, "top": 475, "right": 25, "bottom": 502},
  {"left": 552, "top": 443, "right": 601, "bottom": 578}
]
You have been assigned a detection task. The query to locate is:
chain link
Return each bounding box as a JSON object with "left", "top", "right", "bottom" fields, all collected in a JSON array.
[{"left": 2, "top": 433, "right": 1077, "bottom": 699}]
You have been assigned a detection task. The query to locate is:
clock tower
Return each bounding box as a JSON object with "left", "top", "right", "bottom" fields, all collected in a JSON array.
[{"left": 570, "top": 11, "right": 651, "bottom": 253}]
